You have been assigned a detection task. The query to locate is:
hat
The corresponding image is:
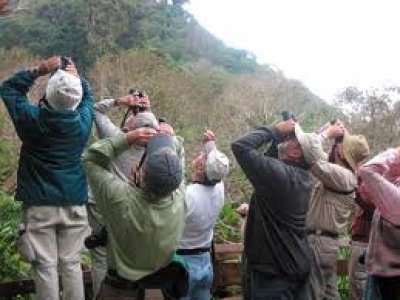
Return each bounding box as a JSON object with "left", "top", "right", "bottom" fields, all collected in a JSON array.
[
  {"left": 206, "top": 149, "right": 230, "bottom": 182},
  {"left": 143, "top": 134, "right": 183, "bottom": 197},
  {"left": 294, "top": 124, "right": 327, "bottom": 165},
  {"left": 132, "top": 111, "right": 158, "bottom": 129},
  {"left": 342, "top": 132, "right": 369, "bottom": 171},
  {"left": 46, "top": 70, "right": 83, "bottom": 111}
]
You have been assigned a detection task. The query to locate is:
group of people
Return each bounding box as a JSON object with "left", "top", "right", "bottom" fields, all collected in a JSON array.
[
  {"left": 0, "top": 55, "right": 399, "bottom": 300},
  {"left": 233, "top": 116, "right": 400, "bottom": 299}
]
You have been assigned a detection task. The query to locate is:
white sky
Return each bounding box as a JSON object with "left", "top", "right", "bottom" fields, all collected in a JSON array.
[{"left": 185, "top": 0, "right": 400, "bottom": 101}]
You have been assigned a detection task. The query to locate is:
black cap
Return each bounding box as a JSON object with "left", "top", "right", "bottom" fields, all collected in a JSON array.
[{"left": 143, "top": 134, "right": 183, "bottom": 197}]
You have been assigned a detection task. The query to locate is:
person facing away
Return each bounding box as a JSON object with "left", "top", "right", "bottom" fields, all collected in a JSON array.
[
  {"left": 231, "top": 119, "right": 321, "bottom": 300},
  {"left": 178, "top": 129, "right": 230, "bottom": 300},
  {"left": 358, "top": 148, "right": 400, "bottom": 300},
  {"left": 87, "top": 91, "right": 158, "bottom": 298},
  {"left": 83, "top": 124, "right": 187, "bottom": 300},
  {"left": 0, "top": 56, "right": 93, "bottom": 300},
  {"left": 305, "top": 121, "right": 369, "bottom": 300}
]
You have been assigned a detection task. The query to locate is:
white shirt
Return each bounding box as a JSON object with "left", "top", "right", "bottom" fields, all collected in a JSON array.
[{"left": 179, "top": 182, "right": 225, "bottom": 249}]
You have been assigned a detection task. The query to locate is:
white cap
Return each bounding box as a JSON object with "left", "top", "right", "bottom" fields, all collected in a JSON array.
[
  {"left": 205, "top": 149, "right": 230, "bottom": 181},
  {"left": 294, "top": 124, "right": 327, "bottom": 165},
  {"left": 46, "top": 70, "right": 83, "bottom": 111}
]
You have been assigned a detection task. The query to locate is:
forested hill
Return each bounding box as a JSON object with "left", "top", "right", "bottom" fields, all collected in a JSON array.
[{"left": 0, "top": 0, "right": 338, "bottom": 198}]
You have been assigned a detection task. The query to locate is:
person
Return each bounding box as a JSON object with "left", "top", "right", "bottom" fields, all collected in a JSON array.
[
  {"left": 178, "top": 130, "right": 229, "bottom": 300},
  {"left": 87, "top": 91, "right": 158, "bottom": 298},
  {"left": 348, "top": 178, "right": 375, "bottom": 300},
  {"left": 0, "top": 56, "right": 93, "bottom": 300},
  {"left": 305, "top": 122, "right": 369, "bottom": 300},
  {"left": 231, "top": 119, "right": 321, "bottom": 299},
  {"left": 83, "top": 125, "right": 187, "bottom": 300},
  {"left": 358, "top": 148, "right": 400, "bottom": 300}
]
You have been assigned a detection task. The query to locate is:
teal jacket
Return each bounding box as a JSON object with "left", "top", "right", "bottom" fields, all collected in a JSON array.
[{"left": 0, "top": 69, "right": 94, "bottom": 206}]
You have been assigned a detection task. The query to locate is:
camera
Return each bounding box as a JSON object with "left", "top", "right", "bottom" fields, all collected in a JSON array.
[
  {"left": 84, "top": 227, "right": 107, "bottom": 249},
  {"left": 60, "top": 56, "right": 72, "bottom": 70},
  {"left": 129, "top": 89, "right": 148, "bottom": 114}
]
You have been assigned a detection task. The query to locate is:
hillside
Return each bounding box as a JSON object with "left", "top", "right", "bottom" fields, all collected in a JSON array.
[{"left": 0, "top": 0, "right": 338, "bottom": 200}]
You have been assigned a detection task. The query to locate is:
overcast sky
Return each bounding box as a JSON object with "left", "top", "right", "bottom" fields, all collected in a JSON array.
[{"left": 185, "top": 0, "right": 400, "bottom": 101}]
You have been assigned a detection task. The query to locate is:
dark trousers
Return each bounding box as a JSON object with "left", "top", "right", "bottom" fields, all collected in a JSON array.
[{"left": 245, "top": 269, "right": 309, "bottom": 300}]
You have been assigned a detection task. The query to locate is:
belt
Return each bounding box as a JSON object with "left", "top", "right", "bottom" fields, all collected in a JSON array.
[
  {"left": 307, "top": 229, "right": 338, "bottom": 239},
  {"left": 176, "top": 247, "right": 210, "bottom": 255},
  {"left": 105, "top": 270, "right": 139, "bottom": 290}
]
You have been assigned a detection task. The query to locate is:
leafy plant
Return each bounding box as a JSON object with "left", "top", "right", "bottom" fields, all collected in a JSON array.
[{"left": 0, "top": 191, "right": 31, "bottom": 282}]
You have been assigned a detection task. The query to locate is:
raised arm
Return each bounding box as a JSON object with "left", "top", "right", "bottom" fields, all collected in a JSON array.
[{"left": 231, "top": 125, "right": 287, "bottom": 191}]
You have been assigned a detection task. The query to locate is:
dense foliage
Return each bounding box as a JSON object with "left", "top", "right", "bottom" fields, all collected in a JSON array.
[{"left": 0, "top": 0, "right": 257, "bottom": 73}]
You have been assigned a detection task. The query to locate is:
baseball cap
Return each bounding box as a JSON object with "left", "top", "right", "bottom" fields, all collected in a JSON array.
[
  {"left": 205, "top": 149, "right": 230, "bottom": 182},
  {"left": 294, "top": 124, "right": 327, "bottom": 165},
  {"left": 46, "top": 69, "right": 83, "bottom": 111},
  {"left": 143, "top": 134, "right": 183, "bottom": 197}
]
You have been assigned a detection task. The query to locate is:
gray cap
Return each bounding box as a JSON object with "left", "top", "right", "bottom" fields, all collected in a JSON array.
[
  {"left": 205, "top": 149, "right": 229, "bottom": 181},
  {"left": 143, "top": 134, "right": 183, "bottom": 197},
  {"left": 294, "top": 124, "right": 327, "bottom": 165}
]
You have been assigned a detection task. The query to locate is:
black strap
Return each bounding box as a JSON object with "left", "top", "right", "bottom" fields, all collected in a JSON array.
[
  {"left": 176, "top": 247, "right": 210, "bottom": 255},
  {"left": 325, "top": 185, "right": 355, "bottom": 195}
]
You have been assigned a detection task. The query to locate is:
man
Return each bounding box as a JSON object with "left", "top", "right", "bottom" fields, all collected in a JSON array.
[
  {"left": 231, "top": 119, "right": 321, "bottom": 299},
  {"left": 87, "top": 91, "right": 158, "bottom": 298},
  {"left": 305, "top": 122, "right": 369, "bottom": 300},
  {"left": 178, "top": 130, "right": 229, "bottom": 300},
  {"left": 358, "top": 148, "right": 400, "bottom": 300},
  {"left": 83, "top": 126, "right": 187, "bottom": 299},
  {"left": 0, "top": 56, "right": 93, "bottom": 300}
]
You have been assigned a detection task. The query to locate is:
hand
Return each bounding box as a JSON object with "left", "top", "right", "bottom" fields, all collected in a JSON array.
[
  {"left": 236, "top": 203, "right": 249, "bottom": 217},
  {"left": 65, "top": 60, "right": 79, "bottom": 78},
  {"left": 203, "top": 129, "right": 215, "bottom": 143},
  {"left": 275, "top": 119, "right": 296, "bottom": 135},
  {"left": 126, "top": 127, "right": 157, "bottom": 146},
  {"left": 116, "top": 94, "right": 136, "bottom": 107},
  {"left": 157, "top": 122, "right": 174, "bottom": 135},
  {"left": 35, "top": 56, "right": 61, "bottom": 76}
]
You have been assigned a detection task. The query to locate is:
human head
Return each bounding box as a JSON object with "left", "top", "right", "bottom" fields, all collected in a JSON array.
[
  {"left": 124, "top": 111, "right": 158, "bottom": 132},
  {"left": 342, "top": 133, "right": 370, "bottom": 171},
  {"left": 291, "top": 124, "right": 327, "bottom": 165},
  {"left": 139, "top": 134, "right": 183, "bottom": 198},
  {"left": 191, "top": 149, "right": 229, "bottom": 184},
  {"left": 45, "top": 69, "right": 83, "bottom": 111}
]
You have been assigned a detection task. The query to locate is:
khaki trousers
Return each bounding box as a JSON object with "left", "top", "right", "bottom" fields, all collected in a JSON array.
[
  {"left": 19, "top": 205, "right": 89, "bottom": 300},
  {"left": 87, "top": 203, "right": 108, "bottom": 299},
  {"left": 308, "top": 234, "right": 340, "bottom": 300},
  {"left": 349, "top": 242, "right": 367, "bottom": 300}
]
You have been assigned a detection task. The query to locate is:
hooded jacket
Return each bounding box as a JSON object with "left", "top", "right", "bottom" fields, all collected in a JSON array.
[{"left": 0, "top": 69, "right": 93, "bottom": 206}]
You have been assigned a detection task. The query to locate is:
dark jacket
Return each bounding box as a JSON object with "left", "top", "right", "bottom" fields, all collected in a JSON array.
[
  {"left": 0, "top": 69, "right": 93, "bottom": 206},
  {"left": 231, "top": 126, "right": 312, "bottom": 280}
]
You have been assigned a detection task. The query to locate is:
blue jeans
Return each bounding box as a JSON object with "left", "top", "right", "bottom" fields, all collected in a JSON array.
[
  {"left": 245, "top": 269, "right": 309, "bottom": 300},
  {"left": 180, "top": 252, "right": 213, "bottom": 300}
]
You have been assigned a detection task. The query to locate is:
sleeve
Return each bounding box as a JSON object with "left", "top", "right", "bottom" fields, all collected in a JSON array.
[
  {"left": 231, "top": 126, "right": 288, "bottom": 192},
  {"left": 82, "top": 134, "right": 133, "bottom": 218},
  {"left": 76, "top": 78, "right": 94, "bottom": 136},
  {"left": 358, "top": 166, "right": 400, "bottom": 225},
  {"left": 204, "top": 140, "right": 217, "bottom": 155},
  {"left": 311, "top": 160, "right": 357, "bottom": 193},
  {"left": 0, "top": 69, "right": 39, "bottom": 135},
  {"left": 93, "top": 98, "right": 122, "bottom": 138},
  {"left": 358, "top": 149, "right": 400, "bottom": 225}
]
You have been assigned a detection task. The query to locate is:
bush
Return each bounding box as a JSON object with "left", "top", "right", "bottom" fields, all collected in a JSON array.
[{"left": 0, "top": 191, "right": 31, "bottom": 282}]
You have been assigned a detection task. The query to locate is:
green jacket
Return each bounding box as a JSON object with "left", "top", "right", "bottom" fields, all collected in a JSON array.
[{"left": 83, "top": 134, "right": 186, "bottom": 281}]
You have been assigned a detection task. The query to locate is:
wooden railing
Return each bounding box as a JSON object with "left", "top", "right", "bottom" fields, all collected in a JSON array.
[{"left": 0, "top": 243, "right": 349, "bottom": 299}]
